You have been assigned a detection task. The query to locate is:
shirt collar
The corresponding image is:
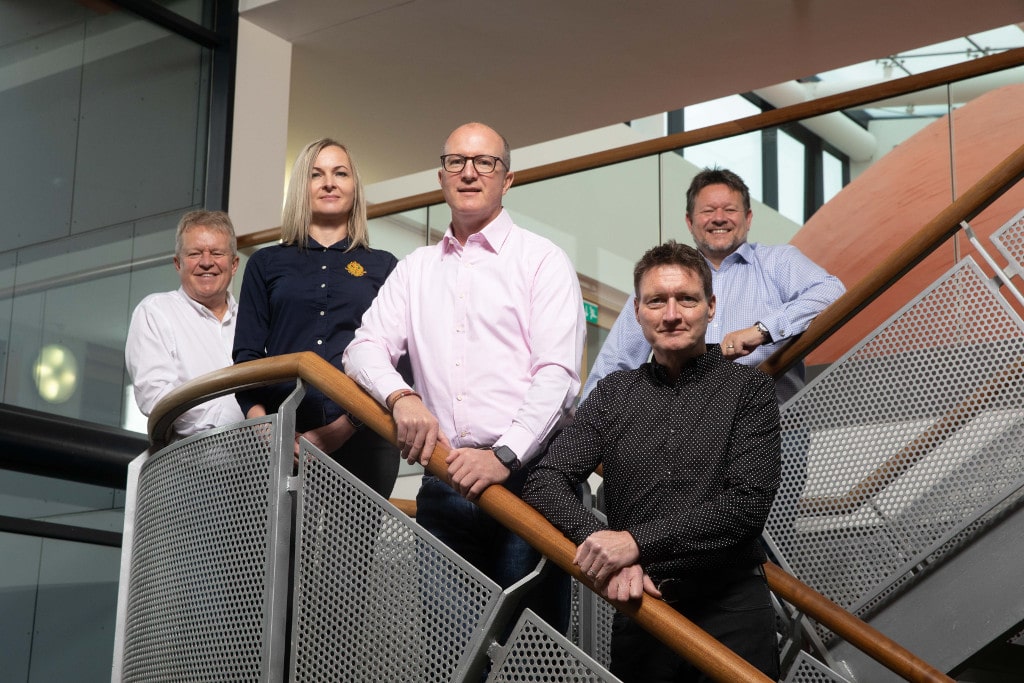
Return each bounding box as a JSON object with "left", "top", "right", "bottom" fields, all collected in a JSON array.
[
  {"left": 307, "top": 235, "right": 352, "bottom": 251},
  {"left": 177, "top": 287, "right": 237, "bottom": 322},
  {"left": 441, "top": 208, "right": 513, "bottom": 255},
  {"left": 648, "top": 344, "right": 723, "bottom": 387},
  {"left": 716, "top": 241, "right": 755, "bottom": 268}
]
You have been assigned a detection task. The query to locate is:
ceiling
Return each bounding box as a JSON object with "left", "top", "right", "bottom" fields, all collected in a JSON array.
[{"left": 240, "top": 0, "right": 1024, "bottom": 185}]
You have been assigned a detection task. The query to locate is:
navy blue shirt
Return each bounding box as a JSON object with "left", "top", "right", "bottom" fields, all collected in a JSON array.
[{"left": 233, "top": 237, "right": 398, "bottom": 429}]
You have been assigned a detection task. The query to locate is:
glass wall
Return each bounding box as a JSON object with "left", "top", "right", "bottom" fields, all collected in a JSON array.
[
  {"left": 0, "top": 471, "right": 124, "bottom": 681},
  {"left": 357, "top": 54, "right": 1024, "bottom": 392},
  {"left": 0, "top": 0, "right": 230, "bottom": 433},
  {"left": 0, "top": 1, "right": 231, "bottom": 679}
]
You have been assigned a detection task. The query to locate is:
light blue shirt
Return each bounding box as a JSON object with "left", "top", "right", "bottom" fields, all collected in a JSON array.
[{"left": 582, "top": 242, "right": 845, "bottom": 404}]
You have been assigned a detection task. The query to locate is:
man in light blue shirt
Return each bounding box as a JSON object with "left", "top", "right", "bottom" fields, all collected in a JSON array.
[{"left": 583, "top": 168, "right": 845, "bottom": 404}]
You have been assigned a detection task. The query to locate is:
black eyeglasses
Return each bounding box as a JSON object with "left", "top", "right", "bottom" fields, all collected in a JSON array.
[{"left": 440, "top": 154, "right": 506, "bottom": 174}]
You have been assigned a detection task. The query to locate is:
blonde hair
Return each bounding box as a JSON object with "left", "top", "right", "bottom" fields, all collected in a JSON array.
[
  {"left": 281, "top": 138, "right": 369, "bottom": 250},
  {"left": 175, "top": 210, "right": 237, "bottom": 258}
]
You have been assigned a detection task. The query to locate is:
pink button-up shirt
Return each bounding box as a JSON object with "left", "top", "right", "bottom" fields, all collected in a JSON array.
[{"left": 344, "top": 209, "right": 585, "bottom": 464}]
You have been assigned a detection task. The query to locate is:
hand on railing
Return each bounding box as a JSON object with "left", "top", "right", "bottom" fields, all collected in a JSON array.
[
  {"left": 149, "top": 352, "right": 955, "bottom": 683},
  {"left": 388, "top": 390, "right": 447, "bottom": 465}
]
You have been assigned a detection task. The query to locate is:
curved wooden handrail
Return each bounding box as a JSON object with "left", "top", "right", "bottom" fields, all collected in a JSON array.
[
  {"left": 238, "top": 47, "right": 1024, "bottom": 251},
  {"left": 751, "top": 142, "right": 1024, "bottom": 518},
  {"left": 150, "top": 354, "right": 773, "bottom": 682},
  {"left": 759, "top": 140, "right": 1024, "bottom": 379},
  {"left": 149, "top": 353, "right": 953, "bottom": 683},
  {"left": 150, "top": 55, "right": 1024, "bottom": 683}
]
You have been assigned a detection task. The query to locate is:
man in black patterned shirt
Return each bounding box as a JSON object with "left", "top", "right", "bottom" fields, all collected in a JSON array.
[{"left": 523, "top": 240, "right": 781, "bottom": 682}]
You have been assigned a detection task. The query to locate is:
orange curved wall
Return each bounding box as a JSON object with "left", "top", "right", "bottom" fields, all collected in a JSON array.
[{"left": 791, "top": 84, "right": 1024, "bottom": 366}]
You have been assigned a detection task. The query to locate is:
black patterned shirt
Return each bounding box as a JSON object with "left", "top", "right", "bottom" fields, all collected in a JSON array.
[{"left": 523, "top": 344, "right": 781, "bottom": 581}]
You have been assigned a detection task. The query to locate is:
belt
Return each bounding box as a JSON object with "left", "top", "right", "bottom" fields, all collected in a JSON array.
[{"left": 656, "top": 565, "right": 763, "bottom": 604}]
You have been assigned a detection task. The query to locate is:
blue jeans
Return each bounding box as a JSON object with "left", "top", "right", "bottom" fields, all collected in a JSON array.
[{"left": 416, "top": 472, "right": 570, "bottom": 632}]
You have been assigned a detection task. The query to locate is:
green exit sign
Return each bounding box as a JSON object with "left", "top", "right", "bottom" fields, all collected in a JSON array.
[{"left": 583, "top": 301, "right": 599, "bottom": 324}]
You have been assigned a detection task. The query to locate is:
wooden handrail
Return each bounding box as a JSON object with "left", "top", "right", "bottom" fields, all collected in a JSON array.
[
  {"left": 150, "top": 353, "right": 771, "bottom": 683},
  {"left": 746, "top": 142, "right": 1024, "bottom": 516},
  {"left": 238, "top": 47, "right": 1024, "bottom": 251},
  {"left": 763, "top": 563, "right": 952, "bottom": 683},
  {"left": 759, "top": 140, "right": 1024, "bottom": 379},
  {"left": 147, "top": 58, "right": 1024, "bottom": 683},
  {"left": 149, "top": 353, "right": 951, "bottom": 682}
]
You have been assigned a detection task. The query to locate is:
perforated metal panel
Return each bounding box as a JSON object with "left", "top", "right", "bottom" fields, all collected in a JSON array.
[
  {"left": 118, "top": 420, "right": 284, "bottom": 681},
  {"left": 291, "top": 441, "right": 503, "bottom": 681},
  {"left": 486, "top": 610, "right": 620, "bottom": 682},
  {"left": 568, "top": 496, "right": 616, "bottom": 670},
  {"left": 783, "top": 652, "right": 854, "bottom": 683},
  {"left": 570, "top": 579, "right": 616, "bottom": 670},
  {"left": 765, "top": 257, "right": 1024, "bottom": 625},
  {"left": 990, "top": 207, "right": 1024, "bottom": 279}
]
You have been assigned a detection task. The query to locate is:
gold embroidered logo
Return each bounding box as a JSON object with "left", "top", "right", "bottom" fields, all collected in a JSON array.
[{"left": 346, "top": 261, "right": 366, "bottom": 277}]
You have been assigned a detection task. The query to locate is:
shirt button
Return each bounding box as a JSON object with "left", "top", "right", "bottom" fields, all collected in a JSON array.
[
  {"left": 320, "top": 283, "right": 326, "bottom": 288},
  {"left": 320, "top": 311, "right": 325, "bottom": 316},
  {"left": 321, "top": 265, "right": 327, "bottom": 270},
  {"left": 316, "top": 339, "right": 323, "bottom": 345},
  {"left": 455, "top": 360, "right": 461, "bottom": 366},
  {"left": 456, "top": 395, "right": 464, "bottom": 401}
]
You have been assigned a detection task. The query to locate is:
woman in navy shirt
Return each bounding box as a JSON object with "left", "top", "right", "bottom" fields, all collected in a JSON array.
[{"left": 234, "top": 138, "right": 401, "bottom": 497}]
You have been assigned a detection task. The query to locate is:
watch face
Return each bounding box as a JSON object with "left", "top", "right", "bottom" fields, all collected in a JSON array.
[
  {"left": 493, "top": 445, "right": 519, "bottom": 470},
  {"left": 494, "top": 445, "right": 515, "bottom": 465}
]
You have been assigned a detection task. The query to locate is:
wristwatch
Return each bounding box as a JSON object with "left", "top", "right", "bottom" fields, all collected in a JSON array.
[
  {"left": 490, "top": 445, "right": 521, "bottom": 472},
  {"left": 755, "top": 321, "right": 772, "bottom": 343}
]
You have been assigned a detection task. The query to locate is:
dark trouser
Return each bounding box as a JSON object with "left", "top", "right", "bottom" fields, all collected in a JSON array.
[
  {"left": 416, "top": 471, "right": 571, "bottom": 633},
  {"left": 610, "top": 569, "right": 779, "bottom": 683},
  {"left": 326, "top": 427, "right": 400, "bottom": 499}
]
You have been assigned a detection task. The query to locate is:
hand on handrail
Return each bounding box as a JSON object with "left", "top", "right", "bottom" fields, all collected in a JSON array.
[{"left": 389, "top": 392, "right": 449, "bottom": 465}]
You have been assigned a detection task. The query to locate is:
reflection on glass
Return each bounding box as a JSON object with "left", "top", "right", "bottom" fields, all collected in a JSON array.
[
  {"left": 154, "top": 0, "right": 207, "bottom": 26},
  {"left": 2, "top": 531, "right": 121, "bottom": 681},
  {"left": 34, "top": 343, "right": 78, "bottom": 403}
]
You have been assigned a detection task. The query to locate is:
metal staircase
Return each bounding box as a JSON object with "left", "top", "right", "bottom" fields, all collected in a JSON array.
[
  {"left": 112, "top": 210, "right": 1024, "bottom": 681},
  {"left": 764, "top": 209, "right": 1024, "bottom": 681}
]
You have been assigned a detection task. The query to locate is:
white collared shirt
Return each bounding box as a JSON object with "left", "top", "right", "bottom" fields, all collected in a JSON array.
[{"left": 125, "top": 287, "right": 244, "bottom": 438}]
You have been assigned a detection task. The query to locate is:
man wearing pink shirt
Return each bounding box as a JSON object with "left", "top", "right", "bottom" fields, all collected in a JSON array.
[{"left": 344, "top": 122, "right": 585, "bottom": 628}]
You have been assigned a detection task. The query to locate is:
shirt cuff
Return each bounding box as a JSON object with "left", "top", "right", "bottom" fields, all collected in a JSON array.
[
  {"left": 498, "top": 423, "right": 540, "bottom": 466},
  {"left": 758, "top": 316, "right": 785, "bottom": 342},
  {"left": 355, "top": 367, "right": 410, "bottom": 409}
]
